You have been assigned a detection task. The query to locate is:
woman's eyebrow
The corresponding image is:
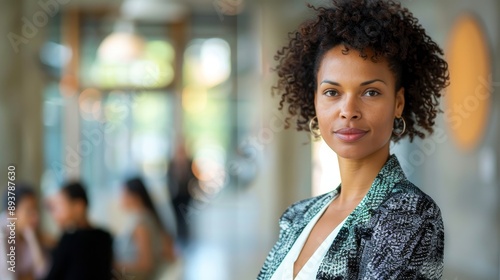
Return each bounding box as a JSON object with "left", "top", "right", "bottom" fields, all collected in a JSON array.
[
  {"left": 320, "top": 79, "right": 387, "bottom": 86},
  {"left": 320, "top": 80, "right": 341, "bottom": 86},
  {"left": 360, "top": 79, "right": 387, "bottom": 86}
]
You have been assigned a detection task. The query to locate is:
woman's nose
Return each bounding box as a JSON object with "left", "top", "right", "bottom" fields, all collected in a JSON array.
[{"left": 339, "top": 95, "right": 361, "bottom": 120}]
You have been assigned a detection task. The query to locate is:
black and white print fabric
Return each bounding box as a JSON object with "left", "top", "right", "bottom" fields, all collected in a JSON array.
[{"left": 258, "top": 154, "right": 444, "bottom": 280}]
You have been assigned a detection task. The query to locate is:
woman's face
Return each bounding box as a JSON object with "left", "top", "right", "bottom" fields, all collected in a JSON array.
[
  {"left": 315, "top": 45, "right": 404, "bottom": 160},
  {"left": 16, "top": 195, "right": 39, "bottom": 232},
  {"left": 120, "top": 188, "right": 138, "bottom": 210}
]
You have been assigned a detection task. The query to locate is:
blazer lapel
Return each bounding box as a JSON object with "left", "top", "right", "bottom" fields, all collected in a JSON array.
[
  {"left": 264, "top": 188, "right": 339, "bottom": 279},
  {"left": 317, "top": 154, "right": 408, "bottom": 278}
]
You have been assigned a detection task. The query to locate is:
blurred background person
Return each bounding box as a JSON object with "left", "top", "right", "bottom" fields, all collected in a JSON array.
[
  {"left": 0, "top": 184, "right": 48, "bottom": 280},
  {"left": 114, "top": 177, "right": 176, "bottom": 280},
  {"left": 168, "top": 142, "right": 197, "bottom": 249},
  {"left": 45, "top": 181, "right": 113, "bottom": 280}
]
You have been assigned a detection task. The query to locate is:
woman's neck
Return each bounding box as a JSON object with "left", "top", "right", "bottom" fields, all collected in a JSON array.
[
  {"left": 337, "top": 145, "right": 390, "bottom": 205},
  {"left": 127, "top": 204, "right": 147, "bottom": 214}
]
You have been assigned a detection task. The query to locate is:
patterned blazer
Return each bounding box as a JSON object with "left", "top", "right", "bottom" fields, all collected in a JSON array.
[{"left": 258, "top": 154, "right": 444, "bottom": 280}]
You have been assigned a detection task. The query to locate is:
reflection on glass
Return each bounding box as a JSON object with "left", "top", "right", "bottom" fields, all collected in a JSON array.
[
  {"left": 91, "top": 40, "right": 175, "bottom": 89},
  {"left": 182, "top": 38, "right": 232, "bottom": 197}
]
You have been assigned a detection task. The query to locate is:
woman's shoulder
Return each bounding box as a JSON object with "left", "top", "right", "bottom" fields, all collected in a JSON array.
[
  {"left": 125, "top": 211, "right": 156, "bottom": 230},
  {"left": 379, "top": 180, "right": 442, "bottom": 220}
]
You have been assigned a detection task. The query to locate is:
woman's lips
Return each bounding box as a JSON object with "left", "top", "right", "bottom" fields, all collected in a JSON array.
[{"left": 334, "top": 128, "right": 368, "bottom": 142}]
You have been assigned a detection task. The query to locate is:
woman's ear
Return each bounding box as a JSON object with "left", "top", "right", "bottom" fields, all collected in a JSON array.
[{"left": 395, "top": 87, "right": 405, "bottom": 117}]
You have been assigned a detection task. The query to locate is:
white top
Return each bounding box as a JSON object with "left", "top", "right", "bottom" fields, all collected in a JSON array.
[{"left": 271, "top": 195, "right": 347, "bottom": 280}]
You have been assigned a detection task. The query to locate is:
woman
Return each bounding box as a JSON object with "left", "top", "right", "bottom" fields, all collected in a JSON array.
[
  {"left": 258, "top": 0, "right": 449, "bottom": 279},
  {"left": 114, "top": 177, "right": 176, "bottom": 280},
  {"left": 0, "top": 184, "right": 48, "bottom": 280}
]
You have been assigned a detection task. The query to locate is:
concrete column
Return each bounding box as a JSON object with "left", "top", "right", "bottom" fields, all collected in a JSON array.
[{"left": 0, "top": 0, "right": 44, "bottom": 187}]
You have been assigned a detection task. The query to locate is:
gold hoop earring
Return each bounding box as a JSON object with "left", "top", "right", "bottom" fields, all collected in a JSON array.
[
  {"left": 393, "top": 116, "right": 406, "bottom": 137},
  {"left": 309, "top": 116, "right": 321, "bottom": 138}
]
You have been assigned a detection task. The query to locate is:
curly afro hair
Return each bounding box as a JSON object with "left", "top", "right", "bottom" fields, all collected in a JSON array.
[{"left": 274, "top": 0, "right": 449, "bottom": 142}]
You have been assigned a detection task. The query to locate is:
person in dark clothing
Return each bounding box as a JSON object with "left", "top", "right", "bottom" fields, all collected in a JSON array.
[
  {"left": 167, "top": 143, "right": 197, "bottom": 247},
  {"left": 45, "top": 182, "right": 113, "bottom": 280}
]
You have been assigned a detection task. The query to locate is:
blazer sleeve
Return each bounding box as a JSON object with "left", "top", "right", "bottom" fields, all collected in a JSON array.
[{"left": 357, "top": 192, "right": 445, "bottom": 280}]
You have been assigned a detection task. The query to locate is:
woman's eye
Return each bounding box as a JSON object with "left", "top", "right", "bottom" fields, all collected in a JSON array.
[
  {"left": 323, "top": 90, "right": 339, "bottom": 97},
  {"left": 364, "top": 90, "right": 380, "bottom": 97}
]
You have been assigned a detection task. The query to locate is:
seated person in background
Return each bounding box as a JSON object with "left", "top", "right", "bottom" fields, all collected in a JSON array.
[
  {"left": 114, "top": 177, "right": 176, "bottom": 280},
  {"left": 0, "top": 184, "right": 48, "bottom": 280},
  {"left": 44, "top": 181, "right": 112, "bottom": 280}
]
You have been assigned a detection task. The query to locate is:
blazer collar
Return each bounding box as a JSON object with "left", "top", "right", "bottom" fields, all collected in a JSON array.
[
  {"left": 289, "top": 154, "right": 407, "bottom": 230},
  {"left": 266, "top": 154, "right": 407, "bottom": 279},
  {"left": 313, "top": 154, "right": 409, "bottom": 277},
  {"left": 340, "top": 153, "right": 407, "bottom": 229}
]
